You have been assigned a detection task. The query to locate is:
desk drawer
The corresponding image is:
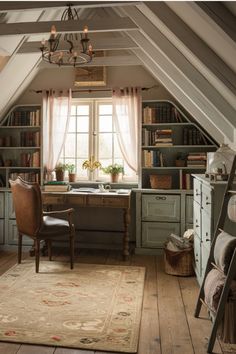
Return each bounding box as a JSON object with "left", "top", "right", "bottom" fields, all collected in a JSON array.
[
  {"left": 66, "top": 195, "right": 86, "bottom": 206},
  {"left": 42, "top": 194, "right": 66, "bottom": 205},
  {"left": 202, "top": 184, "right": 212, "bottom": 215},
  {"left": 87, "top": 195, "right": 129, "bottom": 208}
]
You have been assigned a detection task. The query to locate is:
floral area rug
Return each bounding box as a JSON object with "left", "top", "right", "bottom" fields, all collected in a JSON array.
[{"left": 0, "top": 261, "right": 145, "bottom": 353}]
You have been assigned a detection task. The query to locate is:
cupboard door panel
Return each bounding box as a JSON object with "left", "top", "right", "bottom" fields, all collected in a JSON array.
[
  {"left": 142, "top": 221, "right": 180, "bottom": 248},
  {"left": 142, "top": 194, "right": 180, "bottom": 222}
]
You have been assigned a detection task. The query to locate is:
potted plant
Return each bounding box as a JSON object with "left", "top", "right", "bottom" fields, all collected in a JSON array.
[
  {"left": 102, "top": 164, "right": 124, "bottom": 183},
  {"left": 54, "top": 163, "right": 66, "bottom": 181},
  {"left": 65, "top": 163, "right": 76, "bottom": 182}
]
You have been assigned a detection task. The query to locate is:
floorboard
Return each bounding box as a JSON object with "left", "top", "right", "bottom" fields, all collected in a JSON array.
[{"left": 0, "top": 250, "right": 234, "bottom": 354}]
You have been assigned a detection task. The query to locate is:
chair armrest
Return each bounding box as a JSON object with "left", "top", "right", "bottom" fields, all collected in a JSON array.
[{"left": 43, "top": 208, "right": 74, "bottom": 216}]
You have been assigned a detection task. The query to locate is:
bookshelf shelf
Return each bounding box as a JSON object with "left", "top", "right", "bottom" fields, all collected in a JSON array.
[
  {"left": 140, "top": 100, "right": 218, "bottom": 190},
  {"left": 0, "top": 105, "right": 42, "bottom": 188}
]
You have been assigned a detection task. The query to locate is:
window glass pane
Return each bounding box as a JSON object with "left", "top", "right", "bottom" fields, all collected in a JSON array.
[
  {"left": 68, "top": 116, "right": 76, "bottom": 133},
  {"left": 99, "top": 115, "right": 112, "bottom": 132},
  {"left": 78, "top": 105, "right": 89, "bottom": 116},
  {"left": 64, "top": 134, "right": 75, "bottom": 157},
  {"left": 99, "top": 104, "right": 112, "bottom": 115},
  {"left": 77, "top": 116, "right": 89, "bottom": 132},
  {"left": 99, "top": 133, "right": 112, "bottom": 158},
  {"left": 77, "top": 134, "right": 89, "bottom": 158},
  {"left": 114, "top": 135, "right": 122, "bottom": 158},
  {"left": 76, "top": 159, "right": 88, "bottom": 178},
  {"left": 71, "top": 105, "right": 76, "bottom": 115}
]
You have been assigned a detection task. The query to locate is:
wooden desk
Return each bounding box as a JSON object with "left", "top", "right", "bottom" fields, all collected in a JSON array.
[{"left": 42, "top": 190, "right": 131, "bottom": 259}]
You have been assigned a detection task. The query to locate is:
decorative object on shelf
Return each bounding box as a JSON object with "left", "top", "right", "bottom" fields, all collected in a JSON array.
[
  {"left": 149, "top": 174, "right": 172, "bottom": 189},
  {"left": 175, "top": 153, "right": 186, "bottom": 167},
  {"left": 228, "top": 195, "right": 236, "bottom": 222},
  {"left": 65, "top": 163, "right": 76, "bottom": 182},
  {"left": 54, "top": 163, "right": 67, "bottom": 181},
  {"left": 102, "top": 164, "right": 124, "bottom": 183},
  {"left": 206, "top": 144, "right": 235, "bottom": 181},
  {"left": 40, "top": 5, "right": 94, "bottom": 67}
]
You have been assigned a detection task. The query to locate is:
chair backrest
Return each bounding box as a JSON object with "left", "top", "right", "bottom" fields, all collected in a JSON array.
[{"left": 9, "top": 177, "right": 43, "bottom": 237}]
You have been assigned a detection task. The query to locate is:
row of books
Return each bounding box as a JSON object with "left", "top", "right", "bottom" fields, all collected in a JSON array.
[
  {"left": 20, "top": 131, "right": 40, "bottom": 147},
  {"left": 44, "top": 181, "right": 71, "bottom": 192},
  {"left": 142, "top": 128, "right": 173, "bottom": 146},
  {"left": 143, "top": 105, "right": 183, "bottom": 124},
  {"left": 9, "top": 172, "right": 40, "bottom": 183},
  {"left": 20, "top": 152, "right": 40, "bottom": 167},
  {"left": 143, "top": 150, "right": 164, "bottom": 167},
  {"left": 187, "top": 152, "right": 207, "bottom": 168},
  {"left": 4, "top": 110, "right": 41, "bottom": 127},
  {"left": 183, "top": 128, "right": 208, "bottom": 145}
]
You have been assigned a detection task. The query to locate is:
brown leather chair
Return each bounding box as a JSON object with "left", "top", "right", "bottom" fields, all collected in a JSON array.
[{"left": 9, "top": 177, "right": 75, "bottom": 273}]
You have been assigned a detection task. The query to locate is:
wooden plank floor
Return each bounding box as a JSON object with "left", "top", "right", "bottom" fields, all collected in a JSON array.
[{"left": 0, "top": 249, "right": 235, "bottom": 354}]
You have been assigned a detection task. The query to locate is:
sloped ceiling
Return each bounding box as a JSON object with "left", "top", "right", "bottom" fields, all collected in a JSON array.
[{"left": 0, "top": 1, "right": 235, "bottom": 146}]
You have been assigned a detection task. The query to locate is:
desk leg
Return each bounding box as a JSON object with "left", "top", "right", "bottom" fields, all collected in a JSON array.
[{"left": 123, "top": 208, "right": 130, "bottom": 260}]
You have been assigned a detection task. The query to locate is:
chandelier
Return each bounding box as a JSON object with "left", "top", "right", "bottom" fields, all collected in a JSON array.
[{"left": 40, "top": 5, "right": 93, "bottom": 67}]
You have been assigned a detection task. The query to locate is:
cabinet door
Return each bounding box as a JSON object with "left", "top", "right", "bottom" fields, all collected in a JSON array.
[
  {"left": 194, "top": 179, "right": 201, "bottom": 204},
  {"left": 193, "top": 201, "right": 201, "bottom": 239},
  {"left": 186, "top": 195, "right": 193, "bottom": 224},
  {"left": 201, "top": 209, "right": 212, "bottom": 249},
  {"left": 194, "top": 235, "right": 201, "bottom": 280},
  {"left": 202, "top": 184, "right": 212, "bottom": 215},
  {"left": 142, "top": 194, "right": 180, "bottom": 222},
  {"left": 8, "top": 193, "right": 15, "bottom": 219},
  {"left": 0, "top": 219, "right": 4, "bottom": 244},
  {"left": 201, "top": 244, "right": 210, "bottom": 282},
  {"left": 0, "top": 192, "right": 4, "bottom": 218},
  {"left": 8, "top": 220, "right": 33, "bottom": 245},
  {"left": 142, "top": 221, "right": 180, "bottom": 248}
]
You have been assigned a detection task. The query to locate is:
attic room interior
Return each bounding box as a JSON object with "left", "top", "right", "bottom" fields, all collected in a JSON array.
[{"left": 0, "top": 1, "right": 236, "bottom": 354}]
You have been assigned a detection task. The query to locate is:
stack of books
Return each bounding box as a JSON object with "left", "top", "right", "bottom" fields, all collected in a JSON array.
[
  {"left": 44, "top": 181, "right": 71, "bottom": 192},
  {"left": 155, "top": 129, "right": 173, "bottom": 147},
  {"left": 187, "top": 152, "right": 207, "bottom": 168}
]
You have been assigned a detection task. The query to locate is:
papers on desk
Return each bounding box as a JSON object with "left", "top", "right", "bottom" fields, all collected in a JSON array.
[{"left": 73, "top": 188, "right": 97, "bottom": 193}]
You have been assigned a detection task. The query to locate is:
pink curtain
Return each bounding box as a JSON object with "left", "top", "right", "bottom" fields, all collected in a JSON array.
[
  {"left": 43, "top": 89, "right": 71, "bottom": 180},
  {"left": 112, "top": 87, "right": 141, "bottom": 173}
]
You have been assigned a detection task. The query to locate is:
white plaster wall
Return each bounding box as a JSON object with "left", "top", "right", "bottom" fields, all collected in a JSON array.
[{"left": 17, "top": 65, "right": 175, "bottom": 104}]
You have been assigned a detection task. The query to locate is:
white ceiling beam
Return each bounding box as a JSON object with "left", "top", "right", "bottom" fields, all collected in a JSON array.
[
  {"left": 39, "top": 55, "right": 141, "bottom": 68},
  {"left": 140, "top": 2, "right": 236, "bottom": 111},
  {"left": 133, "top": 43, "right": 225, "bottom": 144},
  {"left": 0, "top": 17, "right": 138, "bottom": 36},
  {"left": 123, "top": 5, "right": 236, "bottom": 140},
  {"left": 166, "top": 2, "right": 236, "bottom": 73},
  {"left": 18, "top": 37, "right": 139, "bottom": 53},
  {"left": 197, "top": 2, "right": 236, "bottom": 42},
  {"left": 0, "top": 2, "right": 138, "bottom": 12}
]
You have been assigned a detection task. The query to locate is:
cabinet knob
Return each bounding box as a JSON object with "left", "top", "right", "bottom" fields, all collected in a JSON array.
[
  {"left": 155, "top": 196, "right": 166, "bottom": 200},
  {"left": 206, "top": 202, "right": 211, "bottom": 205},
  {"left": 205, "top": 239, "right": 210, "bottom": 242}
]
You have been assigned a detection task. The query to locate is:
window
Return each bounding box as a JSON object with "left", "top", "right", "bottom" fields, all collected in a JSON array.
[{"left": 59, "top": 99, "right": 137, "bottom": 181}]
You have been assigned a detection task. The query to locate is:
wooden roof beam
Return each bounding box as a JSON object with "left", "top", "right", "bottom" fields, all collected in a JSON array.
[{"left": 0, "top": 17, "right": 138, "bottom": 36}]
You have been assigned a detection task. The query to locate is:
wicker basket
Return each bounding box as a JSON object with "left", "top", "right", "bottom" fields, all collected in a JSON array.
[
  {"left": 164, "top": 246, "right": 194, "bottom": 276},
  {"left": 150, "top": 174, "right": 172, "bottom": 189}
]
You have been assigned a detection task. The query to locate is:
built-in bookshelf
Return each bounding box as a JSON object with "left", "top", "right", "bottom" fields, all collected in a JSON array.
[
  {"left": 141, "top": 101, "right": 218, "bottom": 190},
  {"left": 0, "top": 105, "right": 42, "bottom": 188}
]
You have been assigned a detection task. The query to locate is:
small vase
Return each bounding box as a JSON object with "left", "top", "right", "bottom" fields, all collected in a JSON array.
[
  {"left": 111, "top": 173, "right": 119, "bottom": 183},
  {"left": 69, "top": 173, "right": 76, "bottom": 183}
]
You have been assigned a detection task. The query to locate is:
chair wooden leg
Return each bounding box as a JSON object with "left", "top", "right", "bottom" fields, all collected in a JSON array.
[
  {"left": 18, "top": 233, "right": 22, "bottom": 264},
  {"left": 35, "top": 239, "right": 40, "bottom": 273},
  {"left": 47, "top": 240, "right": 52, "bottom": 261},
  {"left": 70, "top": 228, "right": 75, "bottom": 270}
]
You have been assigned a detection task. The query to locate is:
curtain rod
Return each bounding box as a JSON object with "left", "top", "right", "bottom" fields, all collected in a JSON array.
[{"left": 31, "top": 85, "right": 157, "bottom": 94}]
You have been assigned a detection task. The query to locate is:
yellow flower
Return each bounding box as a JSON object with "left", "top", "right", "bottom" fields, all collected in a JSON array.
[{"left": 82, "top": 156, "right": 101, "bottom": 172}]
